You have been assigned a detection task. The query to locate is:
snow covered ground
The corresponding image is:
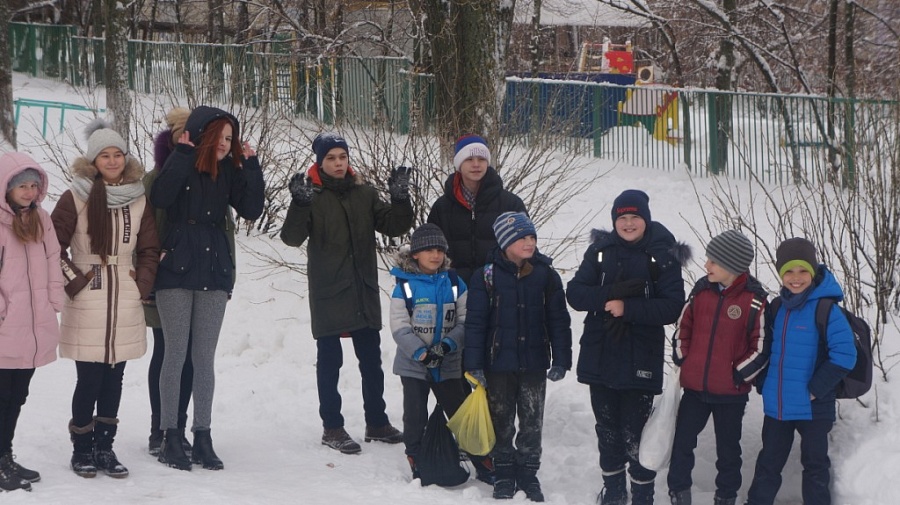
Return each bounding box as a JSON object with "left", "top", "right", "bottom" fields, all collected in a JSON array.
[{"left": 2, "top": 74, "right": 895, "bottom": 504}]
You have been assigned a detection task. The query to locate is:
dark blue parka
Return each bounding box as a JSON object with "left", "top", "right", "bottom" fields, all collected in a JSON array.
[
  {"left": 463, "top": 247, "right": 572, "bottom": 374},
  {"left": 151, "top": 106, "right": 265, "bottom": 292},
  {"left": 567, "top": 224, "right": 688, "bottom": 393}
]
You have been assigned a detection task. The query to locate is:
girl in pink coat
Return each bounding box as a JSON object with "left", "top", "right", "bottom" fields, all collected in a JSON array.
[{"left": 0, "top": 152, "right": 65, "bottom": 492}]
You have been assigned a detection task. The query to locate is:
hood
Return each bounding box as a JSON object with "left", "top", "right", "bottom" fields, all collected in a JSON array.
[
  {"left": 69, "top": 155, "right": 145, "bottom": 185},
  {"left": 590, "top": 223, "right": 692, "bottom": 268},
  {"left": 184, "top": 106, "right": 240, "bottom": 147},
  {"left": 791, "top": 265, "right": 845, "bottom": 302},
  {"left": 0, "top": 152, "right": 51, "bottom": 217},
  {"left": 390, "top": 245, "right": 452, "bottom": 280}
]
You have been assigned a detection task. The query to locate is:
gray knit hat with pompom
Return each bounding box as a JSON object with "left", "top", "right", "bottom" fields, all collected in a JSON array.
[{"left": 85, "top": 118, "right": 128, "bottom": 162}]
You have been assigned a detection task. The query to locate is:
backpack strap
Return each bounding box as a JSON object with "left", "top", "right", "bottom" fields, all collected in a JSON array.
[
  {"left": 448, "top": 269, "right": 459, "bottom": 302},
  {"left": 814, "top": 298, "right": 837, "bottom": 346},
  {"left": 483, "top": 263, "right": 494, "bottom": 295},
  {"left": 399, "top": 278, "right": 414, "bottom": 317}
]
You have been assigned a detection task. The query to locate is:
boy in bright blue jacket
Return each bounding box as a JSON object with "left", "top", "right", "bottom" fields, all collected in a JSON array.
[
  {"left": 389, "top": 223, "right": 493, "bottom": 485},
  {"left": 465, "top": 212, "right": 572, "bottom": 502},
  {"left": 745, "top": 238, "right": 856, "bottom": 505}
]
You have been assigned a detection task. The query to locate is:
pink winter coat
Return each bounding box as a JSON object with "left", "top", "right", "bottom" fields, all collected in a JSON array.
[{"left": 0, "top": 152, "right": 65, "bottom": 369}]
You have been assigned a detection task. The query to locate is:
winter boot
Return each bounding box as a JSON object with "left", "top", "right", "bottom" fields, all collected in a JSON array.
[
  {"left": 322, "top": 427, "right": 362, "bottom": 454},
  {"left": 473, "top": 455, "right": 495, "bottom": 485},
  {"left": 407, "top": 455, "right": 420, "bottom": 480},
  {"left": 148, "top": 414, "right": 163, "bottom": 456},
  {"left": 364, "top": 424, "right": 403, "bottom": 444},
  {"left": 0, "top": 453, "right": 39, "bottom": 483},
  {"left": 713, "top": 495, "right": 736, "bottom": 505},
  {"left": 516, "top": 462, "right": 545, "bottom": 502},
  {"left": 92, "top": 417, "right": 129, "bottom": 478},
  {"left": 69, "top": 420, "right": 97, "bottom": 478},
  {"left": 669, "top": 489, "right": 691, "bottom": 505},
  {"left": 191, "top": 430, "right": 224, "bottom": 470},
  {"left": 492, "top": 460, "right": 516, "bottom": 499},
  {"left": 0, "top": 458, "right": 30, "bottom": 492},
  {"left": 158, "top": 429, "right": 192, "bottom": 471},
  {"left": 178, "top": 413, "right": 193, "bottom": 457},
  {"left": 631, "top": 479, "right": 655, "bottom": 505},
  {"left": 597, "top": 470, "right": 627, "bottom": 505}
]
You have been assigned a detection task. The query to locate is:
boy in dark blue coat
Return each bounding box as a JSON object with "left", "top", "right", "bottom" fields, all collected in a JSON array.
[
  {"left": 745, "top": 238, "right": 856, "bottom": 505},
  {"left": 567, "top": 190, "right": 689, "bottom": 505},
  {"left": 465, "top": 212, "right": 572, "bottom": 502}
]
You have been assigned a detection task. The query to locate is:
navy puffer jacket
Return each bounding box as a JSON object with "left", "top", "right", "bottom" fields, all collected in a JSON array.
[
  {"left": 464, "top": 247, "right": 572, "bottom": 374},
  {"left": 567, "top": 224, "right": 689, "bottom": 393},
  {"left": 151, "top": 106, "right": 264, "bottom": 292}
]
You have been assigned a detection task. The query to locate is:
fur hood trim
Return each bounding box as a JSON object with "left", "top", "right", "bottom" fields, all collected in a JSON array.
[
  {"left": 590, "top": 227, "right": 692, "bottom": 267},
  {"left": 392, "top": 244, "right": 452, "bottom": 274},
  {"left": 70, "top": 156, "right": 145, "bottom": 185}
]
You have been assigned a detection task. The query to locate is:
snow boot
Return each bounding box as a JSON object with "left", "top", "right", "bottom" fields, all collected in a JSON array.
[
  {"left": 597, "top": 470, "right": 627, "bottom": 505},
  {"left": 69, "top": 420, "right": 97, "bottom": 478},
  {"left": 191, "top": 429, "right": 224, "bottom": 470},
  {"left": 322, "top": 427, "right": 362, "bottom": 454},
  {"left": 492, "top": 460, "right": 516, "bottom": 499},
  {"left": 0, "top": 452, "right": 39, "bottom": 483},
  {"left": 158, "top": 429, "right": 192, "bottom": 471},
  {"left": 93, "top": 417, "right": 128, "bottom": 478},
  {"left": 516, "top": 462, "right": 545, "bottom": 502},
  {"left": 364, "top": 424, "right": 403, "bottom": 444},
  {"left": 148, "top": 414, "right": 163, "bottom": 456},
  {"left": 670, "top": 489, "right": 691, "bottom": 505},
  {"left": 0, "top": 458, "right": 30, "bottom": 492},
  {"left": 631, "top": 480, "right": 655, "bottom": 505},
  {"left": 178, "top": 413, "right": 192, "bottom": 456},
  {"left": 713, "top": 495, "right": 736, "bottom": 505},
  {"left": 473, "top": 455, "right": 495, "bottom": 485}
]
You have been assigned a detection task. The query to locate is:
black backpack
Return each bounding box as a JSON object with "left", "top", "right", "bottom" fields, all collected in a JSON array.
[{"left": 769, "top": 297, "right": 873, "bottom": 399}]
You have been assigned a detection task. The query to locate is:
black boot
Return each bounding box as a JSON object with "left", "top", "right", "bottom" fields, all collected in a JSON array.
[
  {"left": 516, "top": 462, "right": 544, "bottom": 502},
  {"left": 713, "top": 495, "right": 736, "bottom": 505},
  {"left": 0, "top": 452, "right": 39, "bottom": 483},
  {"left": 473, "top": 455, "right": 495, "bottom": 485},
  {"left": 631, "top": 480, "right": 655, "bottom": 505},
  {"left": 93, "top": 417, "right": 128, "bottom": 478},
  {"left": 178, "top": 413, "right": 192, "bottom": 457},
  {"left": 158, "top": 429, "right": 192, "bottom": 471},
  {"left": 0, "top": 457, "right": 30, "bottom": 492},
  {"left": 492, "top": 460, "right": 516, "bottom": 499},
  {"left": 597, "top": 470, "right": 627, "bottom": 505},
  {"left": 148, "top": 414, "right": 163, "bottom": 456},
  {"left": 191, "top": 430, "right": 224, "bottom": 470},
  {"left": 69, "top": 420, "right": 97, "bottom": 478},
  {"left": 670, "top": 489, "right": 691, "bottom": 505}
]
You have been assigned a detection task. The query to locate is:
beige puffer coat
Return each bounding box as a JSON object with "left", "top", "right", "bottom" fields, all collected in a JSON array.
[{"left": 52, "top": 157, "right": 159, "bottom": 364}]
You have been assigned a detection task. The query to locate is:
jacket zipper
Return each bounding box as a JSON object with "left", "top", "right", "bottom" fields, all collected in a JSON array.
[{"left": 777, "top": 310, "right": 790, "bottom": 419}]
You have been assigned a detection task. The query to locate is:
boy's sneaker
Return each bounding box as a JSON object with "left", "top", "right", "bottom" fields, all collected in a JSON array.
[
  {"left": 70, "top": 452, "right": 97, "bottom": 478},
  {"left": 493, "top": 478, "right": 516, "bottom": 499},
  {"left": 322, "top": 428, "right": 362, "bottom": 454},
  {"left": 364, "top": 424, "right": 402, "bottom": 444},
  {"left": 0, "top": 453, "right": 39, "bottom": 483}
]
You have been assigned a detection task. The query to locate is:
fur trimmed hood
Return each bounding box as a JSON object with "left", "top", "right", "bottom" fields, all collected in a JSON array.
[
  {"left": 392, "top": 244, "right": 452, "bottom": 275},
  {"left": 70, "top": 155, "right": 145, "bottom": 185}
]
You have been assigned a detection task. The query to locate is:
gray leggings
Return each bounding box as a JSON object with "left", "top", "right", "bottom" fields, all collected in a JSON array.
[{"left": 156, "top": 288, "right": 228, "bottom": 431}]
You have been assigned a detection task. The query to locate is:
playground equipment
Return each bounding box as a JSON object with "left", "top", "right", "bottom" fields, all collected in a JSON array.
[{"left": 13, "top": 98, "right": 104, "bottom": 137}]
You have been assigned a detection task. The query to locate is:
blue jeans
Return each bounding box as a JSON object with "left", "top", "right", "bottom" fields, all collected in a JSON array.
[
  {"left": 317, "top": 328, "right": 389, "bottom": 429},
  {"left": 746, "top": 416, "right": 833, "bottom": 505}
]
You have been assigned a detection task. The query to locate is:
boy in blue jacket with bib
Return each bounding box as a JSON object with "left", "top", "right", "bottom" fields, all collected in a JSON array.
[{"left": 745, "top": 238, "right": 856, "bottom": 505}]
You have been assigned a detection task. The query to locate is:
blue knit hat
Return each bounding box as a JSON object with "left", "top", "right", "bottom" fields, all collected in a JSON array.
[
  {"left": 7, "top": 168, "right": 42, "bottom": 194},
  {"left": 312, "top": 132, "right": 350, "bottom": 167},
  {"left": 611, "top": 189, "right": 652, "bottom": 225},
  {"left": 493, "top": 212, "right": 536, "bottom": 251},
  {"left": 453, "top": 134, "right": 491, "bottom": 171}
]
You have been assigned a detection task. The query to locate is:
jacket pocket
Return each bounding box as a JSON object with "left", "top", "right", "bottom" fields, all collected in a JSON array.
[
  {"left": 313, "top": 278, "right": 353, "bottom": 300},
  {"left": 159, "top": 228, "right": 192, "bottom": 274}
]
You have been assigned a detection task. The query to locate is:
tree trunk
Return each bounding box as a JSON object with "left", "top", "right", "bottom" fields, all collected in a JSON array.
[
  {"left": 104, "top": 0, "right": 132, "bottom": 145},
  {"left": 0, "top": 5, "right": 16, "bottom": 149},
  {"left": 826, "top": 0, "right": 839, "bottom": 179},
  {"left": 710, "top": 0, "right": 736, "bottom": 175},
  {"left": 843, "top": 0, "right": 857, "bottom": 185}
]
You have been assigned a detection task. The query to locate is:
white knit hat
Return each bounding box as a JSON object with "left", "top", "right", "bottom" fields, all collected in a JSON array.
[{"left": 85, "top": 118, "right": 128, "bottom": 162}]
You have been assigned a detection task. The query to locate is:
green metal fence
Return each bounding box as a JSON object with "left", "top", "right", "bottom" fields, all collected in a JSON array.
[{"left": 10, "top": 22, "right": 896, "bottom": 184}]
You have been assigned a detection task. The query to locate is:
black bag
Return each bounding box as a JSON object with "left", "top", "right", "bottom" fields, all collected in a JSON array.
[{"left": 418, "top": 404, "right": 469, "bottom": 487}]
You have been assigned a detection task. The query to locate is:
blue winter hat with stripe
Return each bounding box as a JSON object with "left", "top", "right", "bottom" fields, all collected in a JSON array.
[{"left": 493, "top": 211, "right": 536, "bottom": 251}]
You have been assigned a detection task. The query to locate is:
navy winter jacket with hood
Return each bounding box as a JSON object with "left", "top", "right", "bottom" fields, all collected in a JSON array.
[
  {"left": 151, "top": 106, "right": 264, "bottom": 292},
  {"left": 567, "top": 224, "right": 689, "bottom": 394}
]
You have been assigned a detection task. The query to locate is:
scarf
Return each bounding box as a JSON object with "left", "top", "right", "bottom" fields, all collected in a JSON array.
[
  {"left": 319, "top": 171, "right": 356, "bottom": 195},
  {"left": 71, "top": 176, "right": 146, "bottom": 209}
]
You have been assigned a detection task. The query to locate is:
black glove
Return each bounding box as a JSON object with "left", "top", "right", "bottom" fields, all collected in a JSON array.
[
  {"left": 421, "top": 341, "right": 451, "bottom": 369},
  {"left": 547, "top": 365, "right": 566, "bottom": 382},
  {"left": 388, "top": 166, "right": 412, "bottom": 201},
  {"left": 608, "top": 279, "right": 647, "bottom": 300},
  {"left": 289, "top": 172, "right": 314, "bottom": 206},
  {"left": 604, "top": 317, "right": 628, "bottom": 340}
]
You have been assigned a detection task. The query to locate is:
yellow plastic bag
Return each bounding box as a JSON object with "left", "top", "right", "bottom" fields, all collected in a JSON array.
[{"left": 446, "top": 372, "right": 495, "bottom": 456}]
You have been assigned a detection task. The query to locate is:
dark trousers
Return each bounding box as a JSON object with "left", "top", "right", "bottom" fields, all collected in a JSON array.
[
  {"left": 316, "top": 328, "right": 389, "bottom": 429},
  {"left": 72, "top": 361, "right": 126, "bottom": 427},
  {"left": 589, "top": 384, "right": 656, "bottom": 484},
  {"left": 486, "top": 371, "right": 546, "bottom": 467},
  {"left": 148, "top": 327, "right": 193, "bottom": 427},
  {"left": 400, "top": 376, "right": 469, "bottom": 456},
  {"left": 667, "top": 391, "right": 747, "bottom": 499},
  {"left": 0, "top": 368, "right": 35, "bottom": 454},
  {"left": 746, "top": 416, "right": 833, "bottom": 505}
]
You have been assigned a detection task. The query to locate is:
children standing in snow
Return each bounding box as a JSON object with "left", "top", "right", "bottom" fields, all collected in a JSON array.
[
  {"left": 0, "top": 153, "right": 65, "bottom": 492},
  {"left": 668, "top": 230, "right": 769, "bottom": 505},
  {"left": 389, "top": 223, "right": 493, "bottom": 484},
  {"left": 464, "top": 212, "right": 572, "bottom": 502},
  {"left": 745, "top": 238, "right": 857, "bottom": 505}
]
